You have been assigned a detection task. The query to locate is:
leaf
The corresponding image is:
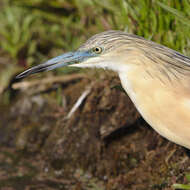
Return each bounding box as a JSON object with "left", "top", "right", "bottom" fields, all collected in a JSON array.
[
  {"left": 157, "top": 1, "right": 190, "bottom": 27},
  {"left": 173, "top": 183, "right": 190, "bottom": 190}
]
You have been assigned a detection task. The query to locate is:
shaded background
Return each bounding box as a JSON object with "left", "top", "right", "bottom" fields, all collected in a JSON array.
[{"left": 0, "top": 0, "right": 190, "bottom": 189}]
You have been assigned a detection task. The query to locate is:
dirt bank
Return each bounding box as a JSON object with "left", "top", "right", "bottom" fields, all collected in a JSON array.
[{"left": 0, "top": 71, "right": 189, "bottom": 190}]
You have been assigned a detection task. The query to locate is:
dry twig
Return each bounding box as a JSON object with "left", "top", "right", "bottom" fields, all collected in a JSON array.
[
  {"left": 66, "top": 84, "right": 92, "bottom": 119},
  {"left": 12, "top": 74, "right": 88, "bottom": 90}
]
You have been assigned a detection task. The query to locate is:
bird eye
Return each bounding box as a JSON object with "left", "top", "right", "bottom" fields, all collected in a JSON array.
[{"left": 92, "top": 47, "right": 103, "bottom": 54}]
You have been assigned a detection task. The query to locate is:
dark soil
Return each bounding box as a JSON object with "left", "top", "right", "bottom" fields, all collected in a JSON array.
[{"left": 0, "top": 71, "right": 189, "bottom": 190}]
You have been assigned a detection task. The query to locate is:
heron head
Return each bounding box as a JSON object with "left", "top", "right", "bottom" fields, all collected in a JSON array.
[{"left": 16, "top": 30, "right": 140, "bottom": 79}]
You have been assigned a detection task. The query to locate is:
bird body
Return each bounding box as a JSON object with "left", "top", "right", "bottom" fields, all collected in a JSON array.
[
  {"left": 16, "top": 30, "right": 190, "bottom": 149},
  {"left": 119, "top": 68, "right": 190, "bottom": 149}
]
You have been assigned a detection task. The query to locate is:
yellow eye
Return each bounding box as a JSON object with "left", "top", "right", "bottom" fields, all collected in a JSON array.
[{"left": 92, "top": 47, "right": 103, "bottom": 54}]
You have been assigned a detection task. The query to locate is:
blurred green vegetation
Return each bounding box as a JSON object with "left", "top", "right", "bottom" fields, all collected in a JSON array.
[
  {"left": 0, "top": 0, "right": 190, "bottom": 67},
  {"left": 173, "top": 173, "right": 190, "bottom": 190}
]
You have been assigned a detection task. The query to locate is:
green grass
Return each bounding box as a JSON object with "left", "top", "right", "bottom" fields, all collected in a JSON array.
[
  {"left": 1, "top": 0, "right": 190, "bottom": 68},
  {"left": 0, "top": 5, "right": 37, "bottom": 65},
  {"left": 173, "top": 173, "right": 190, "bottom": 190}
]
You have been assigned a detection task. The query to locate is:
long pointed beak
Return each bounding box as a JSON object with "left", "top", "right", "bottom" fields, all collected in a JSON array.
[{"left": 16, "top": 51, "right": 90, "bottom": 79}]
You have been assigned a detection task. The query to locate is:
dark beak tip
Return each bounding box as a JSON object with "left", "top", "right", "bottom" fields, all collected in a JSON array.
[
  {"left": 15, "top": 71, "right": 27, "bottom": 79},
  {"left": 15, "top": 74, "right": 22, "bottom": 79}
]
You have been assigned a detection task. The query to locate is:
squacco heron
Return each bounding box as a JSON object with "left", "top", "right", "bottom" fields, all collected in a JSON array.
[{"left": 16, "top": 30, "right": 190, "bottom": 149}]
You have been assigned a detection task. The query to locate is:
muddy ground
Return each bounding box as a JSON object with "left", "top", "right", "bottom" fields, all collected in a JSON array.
[{"left": 0, "top": 71, "right": 190, "bottom": 190}]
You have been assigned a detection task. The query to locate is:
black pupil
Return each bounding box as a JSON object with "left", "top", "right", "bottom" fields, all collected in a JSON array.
[{"left": 95, "top": 47, "right": 100, "bottom": 52}]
